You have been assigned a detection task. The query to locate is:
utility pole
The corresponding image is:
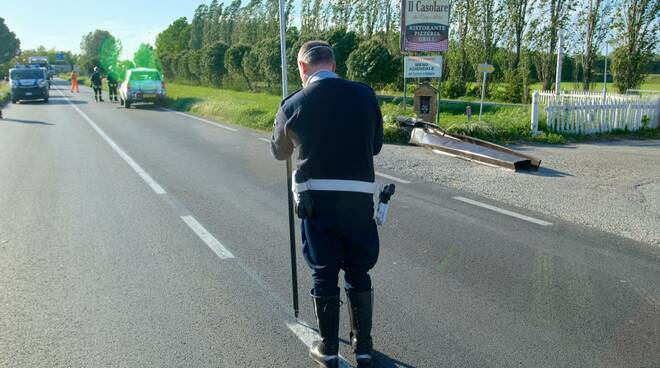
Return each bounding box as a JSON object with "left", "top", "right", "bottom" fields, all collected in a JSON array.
[
  {"left": 278, "top": 0, "right": 299, "bottom": 319},
  {"left": 555, "top": 31, "right": 564, "bottom": 95}
]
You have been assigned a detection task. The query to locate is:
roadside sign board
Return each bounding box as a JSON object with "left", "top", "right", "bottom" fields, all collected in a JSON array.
[
  {"left": 400, "top": 0, "right": 450, "bottom": 52},
  {"left": 56, "top": 53, "right": 65, "bottom": 61},
  {"left": 404, "top": 56, "right": 443, "bottom": 78},
  {"left": 478, "top": 63, "right": 495, "bottom": 73}
]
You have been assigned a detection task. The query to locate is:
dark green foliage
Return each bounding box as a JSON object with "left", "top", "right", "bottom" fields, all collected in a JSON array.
[
  {"left": 159, "top": 53, "right": 174, "bottom": 79},
  {"left": 148, "top": 0, "right": 655, "bottom": 102},
  {"left": 225, "top": 45, "right": 253, "bottom": 89},
  {"left": 201, "top": 41, "right": 229, "bottom": 86},
  {"left": 176, "top": 51, "right": 191, "bottom": 81},
  {"left": 611, "top": 46, "right": 654, "bottom": 93},
  {"left": 187, "top": 50, "right": 203, "bottom": 81},
  {"left": 190, "top": 5, "right": 209, "bottom": 51},
  {"left": 322, "top": 28, "right": 360, "bottom": 78},
  {"left": 0, "top": 18, "right": 20, "bottom": 65},
  {"left": 243, "top": 48, "right": 263, "bottom": 89},
  {"left": 79, "top": 30, "right": 121, "bottom": 74},
  {"left": 115, "top": 60, "right": 136, "bottom": 81},
  {"left": 155, "top": 18, "right": 191, "bottom": 57},
  {"left": 347, "top": 39, "right": 396, "bottom": 89},
  {"left": 133, "top": 43, "right": 157, "bottom": 69},
  {"left": 444, "top": 75, "right": 467, "bottom": 99}
]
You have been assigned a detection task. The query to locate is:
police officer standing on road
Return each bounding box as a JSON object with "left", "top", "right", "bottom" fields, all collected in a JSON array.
[
  {"left": 271, "top": 41, "right": 384, "bottom": 368},
  {"left": 107, "top": 68, "right": 119, "bottom": 102},
  {"left": 90, "top": 66, "right": 104, "bottom": 102}
]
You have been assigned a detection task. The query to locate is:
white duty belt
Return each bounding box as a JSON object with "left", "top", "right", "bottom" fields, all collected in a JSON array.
[{"left": 292, "top": 171, "right": 378, "bottom": 195}]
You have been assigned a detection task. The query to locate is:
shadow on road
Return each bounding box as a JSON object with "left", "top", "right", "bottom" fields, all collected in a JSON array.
[
  {"left": 372, "top": 351, "right": 417, "bottom": 368},
  {"left": 44, "top": 99, "right": 88, "bottom": 105},
  {"left": 518, "top": 166, "right": 572, "bottom": 178},
  {"left": 1, "top": 118, "right": 54, "bottom": 126}
]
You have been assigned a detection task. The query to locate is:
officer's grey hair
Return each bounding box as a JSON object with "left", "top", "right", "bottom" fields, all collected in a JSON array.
[{"left": 297, "top": 41, "right": 335, "bottom": 66}]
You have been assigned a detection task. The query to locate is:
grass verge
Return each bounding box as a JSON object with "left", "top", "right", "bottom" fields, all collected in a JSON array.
[
  {"left": 0, "top": 82, "right": 10, "bottom": 106},
  {"left": 57, "top": 73, "right": 89, "bottom": 86},
  {"left": 165, "top": 83, "right": 282, "bottom": 131},
  {"left": 165, "top": 83, "right": 659, "bottom": 145}
]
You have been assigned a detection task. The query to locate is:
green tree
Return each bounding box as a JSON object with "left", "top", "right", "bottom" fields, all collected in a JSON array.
[
  {"left": 322, "top": 28, "right": 360, "bottom": 78},
  {"left": 0, "top": 18, "right": 20, "bottom": 65},
  {"left": 578, "top": 0, "right": 611, "bottom": 90},
  {"left": 187, "top": 50, "right": 203, "bottom": 82},
  {"left": 255, "top": 38, "right": 283, "bottom": 88},
  {"left": 133, "top": 43, "right": 157, "bottom": 69},
  {"left": 158, "top": 53, "right": 174, "bottom": 79},
  {"left": 176, "top": 51, "right": 192, "bottom": 81},
  {"left": 155, "top": 17, "right": 191, "bottom": 56},
  {"left": 536, "top": 0, "right": 576, "bottom": 90},
  {"left": 201, "top": 41, "right": 229, "bottom": 86},
  {"left": 80, "top": 30, "right": 121, "bottom": 73},
  {"left": 203, "top": 0, "right": 223, "bottom": 47},
  {"left": 347, "top": 39, "right": 395, "bottom": 89},
  {"left": 225, "top": 44, "right": 253, "bottom": 90},
  {"left": 243, "top": 48, "right": 264, "bottom": 88},
  {"left": 610, "top": 0, "right": 659, "bottom": 92},
  {"left": 115, "top": 60, "right": 136, "bottom": 81},
  {"left": 190, "top": 4, "right": 209, "bottom": 51}
]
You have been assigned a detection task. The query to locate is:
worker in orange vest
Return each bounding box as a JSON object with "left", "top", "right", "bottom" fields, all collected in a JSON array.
[{"left": 70, "top": 70, "right": 80, "bottom": 93}]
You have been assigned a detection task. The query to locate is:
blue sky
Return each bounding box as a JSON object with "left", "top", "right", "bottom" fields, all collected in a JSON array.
[{"left": 3, "top": 0, "right": 302, "bottom": 59}]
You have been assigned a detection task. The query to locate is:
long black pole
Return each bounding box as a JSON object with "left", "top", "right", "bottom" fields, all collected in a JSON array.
[{"left": 278, "top": 0, "right": 299, "bottom": 319}]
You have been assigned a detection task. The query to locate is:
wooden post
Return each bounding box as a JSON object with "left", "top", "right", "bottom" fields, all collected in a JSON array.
[{"left": 531, "top": 91, "right": 540, "bottom": 133}]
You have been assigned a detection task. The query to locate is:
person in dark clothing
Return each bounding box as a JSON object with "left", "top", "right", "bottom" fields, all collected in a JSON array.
[
  {"left": 90, "top": 67, "right": 104, "bottom": 102},
  {"left": 271, "top": 41, "right": 384, "bottom": 368},
  {"left": 107, "top": 69, "right": 118, "bottom": 102}
]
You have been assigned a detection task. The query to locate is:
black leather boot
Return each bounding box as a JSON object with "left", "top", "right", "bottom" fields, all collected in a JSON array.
[
  {"left": 346, "top": 289, "right": 374, "bottom": 367},
  {"left": 310, "top": 292, "right": 340, "bottom": 368}
]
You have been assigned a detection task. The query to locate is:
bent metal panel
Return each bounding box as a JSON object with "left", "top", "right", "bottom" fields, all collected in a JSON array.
[{"left": 400, "top": 0, "right": 451, "bottom": 52}]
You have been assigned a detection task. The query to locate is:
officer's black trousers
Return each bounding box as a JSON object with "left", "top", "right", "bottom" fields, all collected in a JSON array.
[
  {"left": 108, "top": 84, "right": 117, "bottom": 99},
  {"left": 92, "top": 85, "right": 102, "bottom": 99},
  {"left": 302, "top": 206, "right": 379, "bottom": 297}
]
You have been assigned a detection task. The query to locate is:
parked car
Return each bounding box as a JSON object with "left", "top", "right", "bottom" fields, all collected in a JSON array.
[
  {"left": 9, "top": 66, "right": 49, "bottom": 103},
  {"left": 119, "top": 68, "right": 166, "bottom": 108}
]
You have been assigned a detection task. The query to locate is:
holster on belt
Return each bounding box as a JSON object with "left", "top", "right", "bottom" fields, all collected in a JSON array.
[{"left": 294, "top": 170, "right": 314, "bottom": 220}]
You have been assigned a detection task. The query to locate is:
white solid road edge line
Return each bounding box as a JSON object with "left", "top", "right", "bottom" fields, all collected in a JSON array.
[
  {"left": 58, "top": 90, "right": 167, "bottom": 195},
  {"left": 162, "top": 108, "right": 238, "bottom": 132},
  {"left": 59, "top": 90, "right": 236, "bottom": 260},
  {"left": 286, "top": 322, "right": 352, "bottom": 368},
  {"left": 181, "top": 216, "right": 235, "bottom": 259},
  {"left": 453, "top": 196, "right": 553, "bottom": 226},
  {"left": 258, "top": 137, "right": 271, "bottom": 143},
  {"left": 375, "top": 172, "right": 412, "bottom": 184}
]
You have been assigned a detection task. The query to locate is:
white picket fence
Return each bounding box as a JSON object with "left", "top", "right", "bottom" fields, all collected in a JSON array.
[{"left": 530, "top": 91, "right": 660, "bottom": 135}]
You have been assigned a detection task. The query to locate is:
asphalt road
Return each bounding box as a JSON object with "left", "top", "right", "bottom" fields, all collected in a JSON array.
[{"left": 1, "top": 81, "right": 659, "bottom": 368}]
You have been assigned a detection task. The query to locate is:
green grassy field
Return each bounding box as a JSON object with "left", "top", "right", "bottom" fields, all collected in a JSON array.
[
  {"left": 166, "top": 83, "right": 281, "bottom": 131},
  {"left": 164, "top": 82, "right": 659, "bottom": 145}
]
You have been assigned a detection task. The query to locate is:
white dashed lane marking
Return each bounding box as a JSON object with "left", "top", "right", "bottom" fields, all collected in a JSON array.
[
  {"left": 376, "top": 172, "right": 412, "bottom": 184},
  {"left": 59, "top": 89, "right": 236, "bottom": 260},
  {"left": 453, "top": 196, "right": 553, "bottom": 226}
]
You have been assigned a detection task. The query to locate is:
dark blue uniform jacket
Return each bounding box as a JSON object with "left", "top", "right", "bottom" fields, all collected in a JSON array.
[{"left": 271, "top": 77, "right": 384, "bottom": 210}]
